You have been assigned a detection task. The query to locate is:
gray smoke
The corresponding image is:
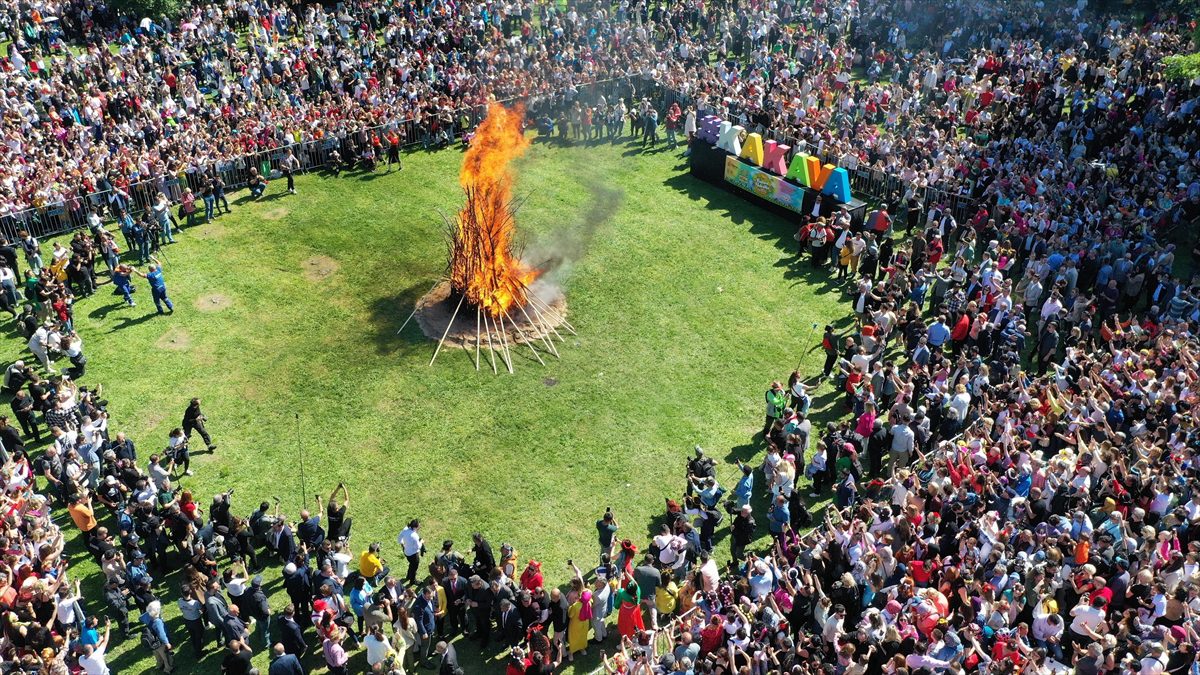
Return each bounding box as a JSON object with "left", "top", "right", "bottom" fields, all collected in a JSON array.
[{"left": 525, "top": 183, "right": 623, "bottom": 283}]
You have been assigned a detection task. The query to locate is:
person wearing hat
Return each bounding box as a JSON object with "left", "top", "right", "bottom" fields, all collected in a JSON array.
[
  {"left": 246, "top": 575, "right": 271, "bottom": 649},
  {"left": 725, "top": 502, "right": 755, "bottom": 568},
  {"left": 764, "top": 381, "right": 787, "bottom": 438}
]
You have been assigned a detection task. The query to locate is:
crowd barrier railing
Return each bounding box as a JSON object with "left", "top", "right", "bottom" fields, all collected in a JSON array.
[{"left": 0, "top": 78, "right": 639, "bottom": 243}]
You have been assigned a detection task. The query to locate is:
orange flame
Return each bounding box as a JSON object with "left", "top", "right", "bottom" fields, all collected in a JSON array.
[{"left": 447, "top": 103, "right": 540, "bottom": 318}]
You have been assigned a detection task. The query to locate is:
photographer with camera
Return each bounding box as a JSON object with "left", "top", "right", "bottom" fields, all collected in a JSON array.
[{"left": 596, "top": 506, "right": 619, "bottom": 565}]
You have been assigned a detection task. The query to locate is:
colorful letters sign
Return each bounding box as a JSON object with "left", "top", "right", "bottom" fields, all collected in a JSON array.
[
  {"left": 724, "top": 156, "right": 808, "bottom": 214},
  {"left": 700, "top": 114, "right": 853, "bottom": 203}
]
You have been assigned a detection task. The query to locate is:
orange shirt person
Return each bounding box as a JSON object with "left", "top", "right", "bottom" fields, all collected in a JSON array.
[{"left": 68, "top": 492, "right": 97, "bottom": 535}]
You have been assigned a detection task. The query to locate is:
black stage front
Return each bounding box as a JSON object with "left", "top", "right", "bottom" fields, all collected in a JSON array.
[{"left": 688, "top": 141, "right": 867, "bottom": 229}]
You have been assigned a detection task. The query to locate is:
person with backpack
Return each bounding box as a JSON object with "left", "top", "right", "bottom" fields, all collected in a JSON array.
[{"left": 139, "top": 599, "right": 175, "bottom": 673}]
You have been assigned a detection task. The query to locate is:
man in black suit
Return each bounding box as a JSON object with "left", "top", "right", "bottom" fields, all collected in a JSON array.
[
  {"left": 440, "top": 567, "right": 468, "bottom": 637},
  {"left": 268, "top": 643, "right": 305, "bottom": 675},
  {"left": 283, "top": 563, "right": 313, "bottom": 619},
  {"left": 497, "top": 598, "right": 524, "bottom": 650},
  {"left": 434, "top": 641, "right": 459, "bottom": 675},
  {"left": 271, "top": 519, "right": 296, "bottom": 563},
  {"left": 379, "top": 577, "right": 405, "bottom": 607},
  {"left": 276, "top": 604, "right": 307, "bottom": 658},
  {"left": 466, "top": 575, "right": 495, "bottom": 648}
]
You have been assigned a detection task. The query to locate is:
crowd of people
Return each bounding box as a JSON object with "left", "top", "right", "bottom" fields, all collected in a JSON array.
[{"left": 0, "top": 0, "right": 1196, "bottom": 674}]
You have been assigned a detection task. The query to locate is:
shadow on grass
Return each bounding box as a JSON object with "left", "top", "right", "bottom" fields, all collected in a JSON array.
[
  {"left": 107, "top": 312, "right": 163, "bottom": 333},
  {"left": 364, "top": 277, "right": 449, "bottom": 356}
]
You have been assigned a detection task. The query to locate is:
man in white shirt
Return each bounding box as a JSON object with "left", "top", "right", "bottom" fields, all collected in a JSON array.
[
  {"left": 1066, "top": 596, "right": 1106, "bottom": 659},
  {"left": 78, "top": 619, "right": 111, "bottom": 675},
  {"left": 28, "top": 322, "right": 55, "bottom": 373},
  {"left": 396, "top": 519, "right": 424, "bottom": 586}
]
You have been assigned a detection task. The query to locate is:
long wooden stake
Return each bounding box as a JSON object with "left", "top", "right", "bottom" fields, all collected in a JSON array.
[
  {"left": 429, "top": 294, "right": 465, "bottom": 367},
  {"left": 482, "top": 313, "right": 499, "bottom": 375},
  {"left": 520, "top": 304, "right": 560, "bottom": 357},
  {"left": 527, "top": 302, "right": 567, "bottom": 345},
  {"left": 396, "top": 277, "right": 446, "bottom": 336},
  {"left": 495, "top": 313, "right": 516, "bottom": 373},
  {"left": 527, "top": 293, "right": 577, "bottom": 333},
  {"left": 474, "top": 308, "right": 482, "bottom": 371},
  {"left": 528, "top": 294, "right": 577, "bottom": 335},
  {"left": 511, "top": 311, "right": 547, "bottom": 365}
]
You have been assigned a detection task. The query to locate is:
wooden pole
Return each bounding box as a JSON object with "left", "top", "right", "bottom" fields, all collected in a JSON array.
[
  {"left": 513, "top": 303, "right": 554, "bottom": 357},
  {"left": 396, "top": 277, "right": 446, "bottom": 336},
  {"left": 510, "top": 311, "right": 546, "bottom": 366},
  {"left": 494, "top": 312, "right": 515, "bottom": 373},
  {"left": 482, "top": 312, "right": 499, "bottom": 375},
  {"left": 474, "top": 308, "right": 482, "bottom": 371},
  {"left": 429, "top": 294, "right": 465, "bottom": 367},
  {"left": 527, "top": 294, "right": 577, "bottom": 335}
]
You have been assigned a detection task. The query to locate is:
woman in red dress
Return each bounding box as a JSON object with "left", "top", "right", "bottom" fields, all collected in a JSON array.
[{"left": 614, "top": 573, "right": 644, "bottom": 639}]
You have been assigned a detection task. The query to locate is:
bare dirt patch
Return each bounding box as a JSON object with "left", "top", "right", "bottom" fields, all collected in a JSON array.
[
  {"left": 194, "top": 293, "right": 233, "bottom": 312},
  {"left": 154, "top": 326, "right": 192, "bottom": 351},
  {"left": 262, "top": 207, "right": 290, "bottom": 221},
  {"left": 302, "top": 255, "right": 340, "bottom": 282},
  {"left": 414, "top": 279, "right": 568, "bottom": 348},
  {"left": 192, "top": 222, "right": 230, "bottom": 240}
]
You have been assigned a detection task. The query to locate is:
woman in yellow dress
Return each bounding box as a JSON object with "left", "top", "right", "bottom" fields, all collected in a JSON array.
[{"left": 566, "top": 564, "right": 592, "bottom": 661}]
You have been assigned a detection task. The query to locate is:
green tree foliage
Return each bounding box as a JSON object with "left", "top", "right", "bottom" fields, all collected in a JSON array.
[
  {"left": 1162, "top": 52, "right": 1200, "bottom": 80},
  {"left": 111, "top": 0, "right": 183, "bottom": 21}
]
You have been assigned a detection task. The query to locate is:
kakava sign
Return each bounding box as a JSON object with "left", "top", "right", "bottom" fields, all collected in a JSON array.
[{"left": 696, "top": 114, "right": 853, "bottom": 206}]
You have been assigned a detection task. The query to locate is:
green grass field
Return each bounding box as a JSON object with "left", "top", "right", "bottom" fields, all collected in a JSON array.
[{"left": 9, "top": 135, "right": 853, "bottom": 674}]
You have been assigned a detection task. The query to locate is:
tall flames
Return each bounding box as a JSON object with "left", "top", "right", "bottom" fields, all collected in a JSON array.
[{"left": 447, "top": 103, "right": 540, "bottom": 318}]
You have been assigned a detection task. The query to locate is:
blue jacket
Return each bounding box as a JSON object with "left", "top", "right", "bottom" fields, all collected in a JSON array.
[
  {"left": 413, "top": 594, "right": 437, "bottom": 637},
  {"left": 139, "top": 612, "right": 171, "bottom": 647},
  {"left": 268, "top": 653, "right": 306, "bottom": 675}
]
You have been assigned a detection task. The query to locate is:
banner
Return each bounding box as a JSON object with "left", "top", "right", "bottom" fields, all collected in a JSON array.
[{"left": 724, "top": 156, "right": 807, "bottom": 214}]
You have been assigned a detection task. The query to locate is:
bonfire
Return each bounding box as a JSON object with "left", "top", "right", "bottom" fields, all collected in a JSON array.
[
  {"left": 447, "top": 104, "right": 539, "bottom": 318},
  {"left": 400, "top": 103, "right": 573, "bottom": 373}
]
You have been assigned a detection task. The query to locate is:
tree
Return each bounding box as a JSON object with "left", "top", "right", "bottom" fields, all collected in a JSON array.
[
  {"left": 1162, "top": 53, "right": 1200, "bottom": 81},
  {"left": 110, "top": 0, "right": 184, "bottom": 21}
]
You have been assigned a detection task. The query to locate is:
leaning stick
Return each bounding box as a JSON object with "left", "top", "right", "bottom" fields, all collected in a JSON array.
[
  {"left": 510, "top": 311, "right": 546, "bottom": 366},
  {"left": 494, "top": 312, "right": 516, "bottom": 373},
  {"left": 396, "top": 277, "right": 446, "bottom": 335},
  {"left": 528, "top": 294, "right": 577, "bottom": 335},
  {"left": 482, "top": 313, "right": 499, "bottom": 375},
  {"left": 528, "top": 302, "right": 568, "bottom": 346},
  {"left": 519, "top": 304, "right": 560, "bottom": 358},
  {"left": 474, "top": 308, "right": 482, "bottom": 371},
  {"left": 429, "top": 294, "right": 465, "bottom": 367},
  {"left": 526, "top": 293, "right": 575, "bottom": 331}
]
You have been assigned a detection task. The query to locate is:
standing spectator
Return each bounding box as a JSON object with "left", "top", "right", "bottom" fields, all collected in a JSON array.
[
  {"left": 182, "top": 398, "right": 216, "bottom": 451},
  {"left": 131, "top": 258, "right": 174, "bottom": 315},
  {"left": 282, "top": 151, "right": 301, "bottom": 195},
  {"left": 397, "top": 519, "right": 425, "bottom": 586},
  {"left": 139, "top": 600, "right": 174, "bottom": 674}
]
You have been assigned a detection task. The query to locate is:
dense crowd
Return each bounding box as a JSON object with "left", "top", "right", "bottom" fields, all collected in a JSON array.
[{"left": 0, "top": 0, "right": 1197, "bottom": 674}]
